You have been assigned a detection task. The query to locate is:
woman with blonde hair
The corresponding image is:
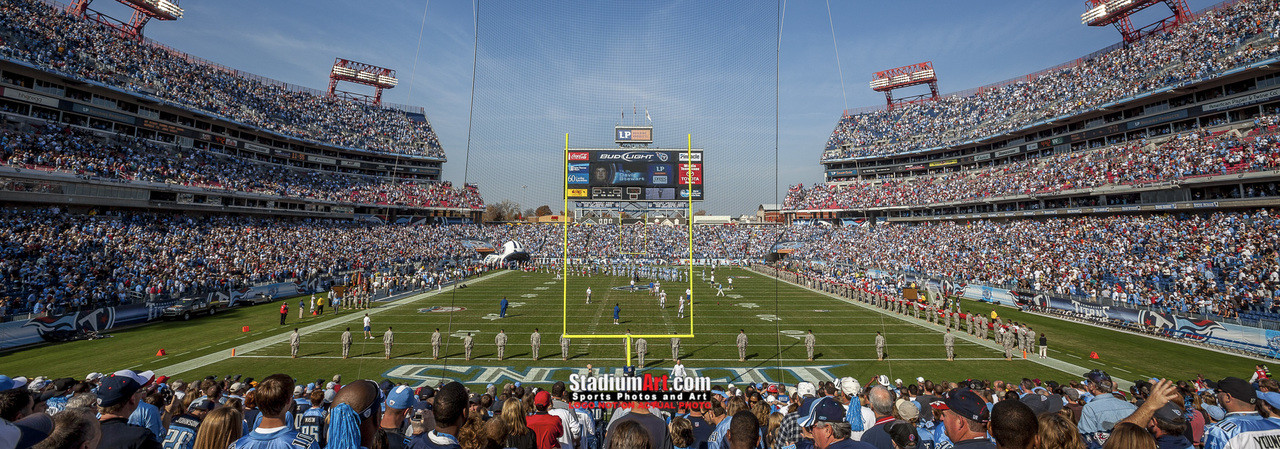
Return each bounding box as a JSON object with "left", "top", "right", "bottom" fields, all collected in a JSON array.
[
  {"left": 1037, "top": 412, "right": 1085, "bottom": 449},
  {"left": 1103, "top": 422, "right": 1156, "bottom": 449},
  {"left": 501, "top": 398, "right": 536, "bottom": 449},
  {"left": 766, "top": 412, "right": 784, "bottom": 449},
  {"left": 193, "top": 407, "right": 243, "bottom": 449}
]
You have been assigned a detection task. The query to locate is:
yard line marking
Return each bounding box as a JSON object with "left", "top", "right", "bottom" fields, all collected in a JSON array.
[{"left": 148, "top": 271, "right": 512, "bottom": 376}]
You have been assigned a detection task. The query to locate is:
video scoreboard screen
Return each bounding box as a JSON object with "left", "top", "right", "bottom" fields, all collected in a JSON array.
[{"left": 566, "top": 149, "right": 704, "bottom": 201}]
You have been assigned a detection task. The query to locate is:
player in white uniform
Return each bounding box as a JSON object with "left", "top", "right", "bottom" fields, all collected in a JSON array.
[
  {"left": 678, "top": 295, "right": 686, "bottom": 318},
  {"left": 586, "top": 287, "right": 592, "bottom": 304},
  {"left": 659, "top": 290, "right": 667, "bottom": 308}
]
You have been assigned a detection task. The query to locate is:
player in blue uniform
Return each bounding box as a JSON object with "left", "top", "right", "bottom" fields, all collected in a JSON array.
[
  {"left": 233, "top": 374, "right": 320, "bottom": 449},
  {"left": 1203, "top": 377, "right": 1280, "bottom": 449},
  {"left": 163, "top": 398, "right": 215, "bottom": 449}
]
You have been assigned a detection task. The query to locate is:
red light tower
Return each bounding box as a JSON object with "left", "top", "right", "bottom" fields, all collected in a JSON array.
[
  {"left": 870, "top": 61, "right": 939, "bottom": 110},
  {"left": 328, "top": 59, "right": 398, "bottom": 106},
  {"left": 67, "top": 0, "right": 182, "bottom": 38},
  {"left": 1082, "top": 0, "right": 1191, "bottom": 44}
]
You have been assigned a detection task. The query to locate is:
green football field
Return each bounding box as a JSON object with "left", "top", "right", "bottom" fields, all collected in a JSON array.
[{"left": 0, "top": 267, "right": 1262, "bottom": 389}]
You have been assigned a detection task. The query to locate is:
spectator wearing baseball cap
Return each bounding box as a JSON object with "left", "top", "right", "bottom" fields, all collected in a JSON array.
[
  {"left": 930, "top": 389, "right": 993, "bottom": 449},
  {"left": 835, "top": 378, "right": 874, "bottom": 440},
  {"left": 1203, "top": 377, "right": 1280, "bottom": 449},
  {"left": 799, "top": 397, "right": 874, "bottom": 449},
  {"left": 1077, "top": 371, "right": 1135, "bottom": 448},
  {"left": 113, "top": 370, "right": 163, "bottom": 444},
  {"left": 774, "top": 383, "right": 823, "bottom": 449},
  {"left": 383, "top": 385, "right": 420, "bottom": 449},
  {"left": 0, "top": 376, "right": 28, "bottom": 393},
  {"left": 96, "top": 374, "right": 159, "bottom": 449},
  {"left": 1145, "top": 402, "right": 1192, "bottom": 449},
  {"left": 526, "top": 391, "right": 563, "bottom": 449}
]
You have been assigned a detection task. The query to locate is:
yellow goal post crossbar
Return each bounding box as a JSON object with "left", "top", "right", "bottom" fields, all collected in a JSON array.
[{"left": 560, "top": 133, "right": 697, "bottom": 354}]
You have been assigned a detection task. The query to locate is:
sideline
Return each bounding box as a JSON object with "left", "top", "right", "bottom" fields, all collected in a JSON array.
[
  {"left": 150, "top": 270, "right": 512, "bottom": 376},
  {"left": 753, "top": 268, "right": 1134, "bottom": 389}
]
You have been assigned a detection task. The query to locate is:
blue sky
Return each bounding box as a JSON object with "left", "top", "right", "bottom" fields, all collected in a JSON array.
[{"left": 116, "top": 0, "right": 1221, "bottom": 214}]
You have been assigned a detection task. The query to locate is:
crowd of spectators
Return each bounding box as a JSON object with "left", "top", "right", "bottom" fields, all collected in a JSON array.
[
  {"left": 781, "top": 211, "right": 1280, "bottom": 320},
  {"left": 0, "top": 0, "right": 444, "bottom": 158},
  {"left": 0, "top": 208, "right": 493, "bottom": 318},
  {"left": 5, "top": 205, "right": 1279, "bottom": 323},
  {"left": 790, "top": 124, "right": 1280, "bottom": 210},
  {"left": 1, "top": 364, "right": 1274, "bottom": 449},
  {"left": 0, "top": 123, "right": 483, "bottom": 210},
  {"left": 823, "top": 0, "right": 1280, "bottom": 160}
]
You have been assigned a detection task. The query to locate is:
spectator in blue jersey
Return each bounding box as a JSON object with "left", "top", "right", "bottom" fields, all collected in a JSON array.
[
  {"left": 614, "top": 305, "right": 621, "bottom": 325},
  {"left": 500, "top": 298, "right": 509, "bottom": 319},
  {"left": 383, "top": 385, "right": 421, "bottom": 449},
  {"left": 295, "top": 390, "right": 326, "bottom": 448},
  {"left": 1078, "top": 371, "right": 1136, "bottom": 449},
  {"left": 1202, "top": 377, "right": 1280, "bottom": 449},
  {"left": 163, "top": 397, "right": 215, "bottom": 449},
  {"left": 96, "top": 374, "right": 160, "bottom": 449},
  {"left": 232, "top": 374, "right": 320, "bottom": 449},
  {"left": 327, "top": 380, "right": 383, "bottom": 449},
  {"left": 411, "top": 382, "right": 469, "bottom": 449},
  {"left": 798, "top": 397, "right": 875, "bottom": 449}
]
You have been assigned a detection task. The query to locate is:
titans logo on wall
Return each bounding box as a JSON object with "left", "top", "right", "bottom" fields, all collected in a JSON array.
[{"left": 23, "top": 308, "right": 117, "bottom": 342}]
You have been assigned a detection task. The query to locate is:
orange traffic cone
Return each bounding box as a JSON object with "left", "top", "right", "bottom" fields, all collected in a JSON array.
[
  {"left": 1089, "top": 351, "right": 1099, "bottom": 359},
  {"left": 231, "top": 348, "right": 236, "bottom": 357},
  {"left": 156, "top": 349, "right": 167, "bottom": 356},
  {"left": 242, "top": 326, "right": 250, "bottom": 332}
]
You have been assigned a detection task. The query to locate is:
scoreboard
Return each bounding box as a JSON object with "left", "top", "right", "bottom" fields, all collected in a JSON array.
[{"left": 566, "top": 149, "right": 704, "bottom": 201}]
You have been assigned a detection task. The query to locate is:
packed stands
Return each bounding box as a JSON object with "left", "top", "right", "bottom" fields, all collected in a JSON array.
[
  {"left": 4, "top": 208, "right": 1278, "bottom": 324},
  {"left": 0, "top": 0, "right": 444, "bottom": 158},
  {"left": 0, "top": 123, "right": 483, "bottom": 209},
  {"left": 822, "top": 0, "right": 1280, "bottom": 160},
  {"left": 790, "top": 119, "right": 1280, "bottom": 210}
]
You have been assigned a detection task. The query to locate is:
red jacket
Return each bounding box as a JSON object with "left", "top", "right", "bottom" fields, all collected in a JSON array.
[
  {"left": 526, "top": 413, "right": 563, "bottom": 449},
  {"left": 280, "top": 303, "right": 288, "bottom": 314}
]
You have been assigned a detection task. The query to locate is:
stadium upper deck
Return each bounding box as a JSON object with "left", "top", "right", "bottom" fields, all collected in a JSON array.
[
  {"left": 0, "top": 0, "right": 445, "bottom": 160},
  {"left": 821, "top": 0, "right": 1279, "bottom": 164}
]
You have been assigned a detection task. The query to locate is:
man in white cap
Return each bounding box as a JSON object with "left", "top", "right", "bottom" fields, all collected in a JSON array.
[{"left": 836, "top": 377, "right": 875, "bottom": 440}]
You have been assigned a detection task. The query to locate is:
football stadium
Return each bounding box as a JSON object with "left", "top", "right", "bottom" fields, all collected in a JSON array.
[{"left": 0, "top": 0, "right": 1279, "bottom": 448}]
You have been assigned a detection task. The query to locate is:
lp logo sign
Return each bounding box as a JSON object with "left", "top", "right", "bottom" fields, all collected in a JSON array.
[{"left": 618, "top": 130, "right": 631, "bottom": 139}]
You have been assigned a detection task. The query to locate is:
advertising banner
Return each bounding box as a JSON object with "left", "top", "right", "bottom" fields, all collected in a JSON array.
[{"left": 0, "top": 304, "right": 158, "bottom": 350}]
